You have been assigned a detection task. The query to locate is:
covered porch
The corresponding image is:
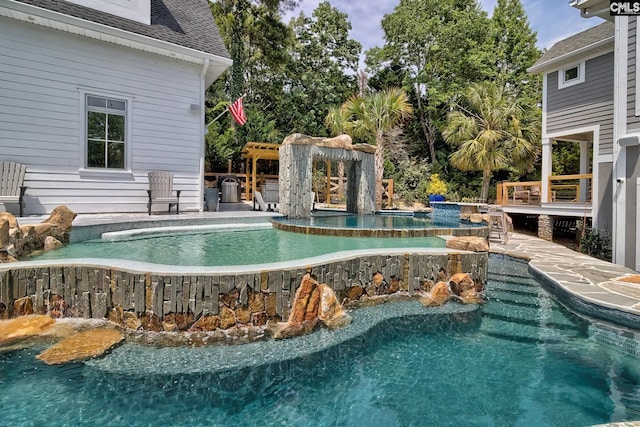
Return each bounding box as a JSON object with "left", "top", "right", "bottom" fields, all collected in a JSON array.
[{"left": 497, "top": 127, "right": 596, "bottom": 221}]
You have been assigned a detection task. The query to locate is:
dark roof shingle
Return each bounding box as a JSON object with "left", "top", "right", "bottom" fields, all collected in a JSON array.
[
  {"left": 14, "top": 0, "right": 230, "bottom": 59},
  {"left": 530, "top": 21, "right": 613, "bottom": 71}
]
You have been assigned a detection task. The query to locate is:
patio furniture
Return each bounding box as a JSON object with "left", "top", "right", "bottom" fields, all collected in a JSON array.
[
  {"left": 488, "top": 207, "right": 509, "bottom": 244},
  {"left": 0, "top": 162, "right": 27, "bottom": 216},
  {"left": 513, "top": 186, "right": 530, "bottom": 204},
  {"left": 253, "top": 191, "right": 268, "bottom": 211},
  {"left": 262, "top": 179, "right": 279, "bottom": 210},
  {"left": 529, "top": 186, "right": 541, "bottom": 203},
  {"left": 147, "top": 171, "right": 180, "bottom": 215}
]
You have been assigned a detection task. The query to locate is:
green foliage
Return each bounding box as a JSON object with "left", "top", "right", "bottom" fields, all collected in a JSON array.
[
  {"left": 443, "top": 80, "right": 540, "bottom": 201},
  {"left": 366, "top": 0, "right": 494, "bottom": 165},
  {"left": 334, "top": 87, "right": 413, "bottom": 208},
  {"left": 490, "top": 0, "right": 541, "bottom": 87},
  {"left": 383, "top": 158, "right": 396, "bottom": 178},
  {"left": 204, "top": 0, "right": 554, "bottom": 203},
  {"left": 552, "top": 140, "right": 590, "bottom": 175},
  {"left": 311, "top": 168, "right": 327, "bottom": 198},
  {"left": 205, "top": 121, "right": 237, "bottom": 172},
  {"left": 426, "top": 174, "right": 447, "bottom": 195},
  {"left": 578, "top": 222, "right": 612, "bottom": 261},
  {"left": 237, "top": 109, "right": 282, "bottom": 144},
  {"left": 278, "top": 2, "right": 361, "bottom": 136},
  {"left": 390, "top": 159, "right": 432, "bottom": 205}
]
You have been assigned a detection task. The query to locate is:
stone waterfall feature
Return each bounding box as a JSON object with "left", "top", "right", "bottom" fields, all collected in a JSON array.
[{"left": 278, "top": 133, "right": 376, "bottom": 219}]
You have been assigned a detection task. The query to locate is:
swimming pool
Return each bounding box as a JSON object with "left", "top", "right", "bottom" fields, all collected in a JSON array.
[
  {"left": 2, "top": 256, "right": 639, "bottom": 426},
  {"left": 29, "top": 226, "right": 446, "bottom": 266}
]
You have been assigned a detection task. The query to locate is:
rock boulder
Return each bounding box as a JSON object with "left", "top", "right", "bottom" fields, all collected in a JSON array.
[
  {"left": 0, "top": 315, "right": 55, "bottom": 345},
  {"left": 36, "top": 328, "right": 124, "bottom": 365},
  {"left": 419, "top": 281, "right": 451, "bottom": 307},
  {"left": 317, "top": 284, "right": 351, "bottom": 329},
  {"left": 446, "top": 236, "right": 490, "bottom": 252}
]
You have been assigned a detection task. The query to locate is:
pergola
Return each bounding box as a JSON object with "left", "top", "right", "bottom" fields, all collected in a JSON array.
[{"left": 240, "top": 142, "right": 280, "bottom": 202}]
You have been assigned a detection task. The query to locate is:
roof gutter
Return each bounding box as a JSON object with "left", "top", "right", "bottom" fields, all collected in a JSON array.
[
  {"left": 1, "top": 1, "right": 232, "bottom": 67},
  {"left": 580, "top": 7, "right": 611, "bottom": 18},
  {"left": 527, "top": 36, "right": 613, "bottom": 74}
]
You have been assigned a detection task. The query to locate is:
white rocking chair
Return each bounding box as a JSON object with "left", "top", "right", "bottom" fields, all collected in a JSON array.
[{"left": 147, "top": 171, "right": 181, "bottom": 215}]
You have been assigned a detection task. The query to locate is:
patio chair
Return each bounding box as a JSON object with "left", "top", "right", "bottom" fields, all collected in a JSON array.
[
  {"left": 488, "top": 207, "right": 509, "bottom": 244},
  {"left": 253, "top": 191, "right": 268, "bottom": 211},
  {"left": 0, "top": 162, "right": 27, "bottom": 216},
  {"left": 529, "top": 186, "right": 541, "bottom": 203},
  {"left": 147, "top": 171, "right": 181, "bottom": 215},
  {"left": 513, "top": 185, "right": 530, "bottom": 204}
]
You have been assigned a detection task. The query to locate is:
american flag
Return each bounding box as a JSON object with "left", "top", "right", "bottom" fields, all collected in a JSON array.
[{"left": 229, "top": 97, "right": 247, "bottom": 126}]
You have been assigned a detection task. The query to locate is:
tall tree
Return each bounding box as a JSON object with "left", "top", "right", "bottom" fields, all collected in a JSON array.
[
  {"left": 338, "top": 88, "right": 413, "bottom": 209},
  {"left": 278, "top": 2, "right": 361, "bottom": 136},
  {"left": 490, "top": 0, "right": 540, "bottom": 88},
  {"left": 366, "top": 0, "right": 493, "bottom": 165},
  {"left": 442, "top": 80, "right": 539, "bottom": 201},
  {"left": 211, "top": 0, "right": 298, "bottom": 101}
]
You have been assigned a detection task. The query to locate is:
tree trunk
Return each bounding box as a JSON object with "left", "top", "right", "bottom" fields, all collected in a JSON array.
[
  {"left": 480, "top": 167, "right": 492, "bottom": 202},
  {"left": 416, "top": 84, "right": 435, "bottom": 164},
  {"left": 375, "top": 132, "right": 385, "bottom": 210}
]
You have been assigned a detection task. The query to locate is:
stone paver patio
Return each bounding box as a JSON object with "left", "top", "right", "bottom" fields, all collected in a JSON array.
[{"left": 490, "top": 232, "right": 640, "bottom": 330}]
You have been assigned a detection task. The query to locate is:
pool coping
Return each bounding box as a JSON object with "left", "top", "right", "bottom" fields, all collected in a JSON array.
[{"left": 8, "top": 247, "right": 464, "bottom": 275}]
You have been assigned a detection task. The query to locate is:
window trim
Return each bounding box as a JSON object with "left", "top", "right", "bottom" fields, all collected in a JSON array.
[
  {"left": 558, "top": 61, "right": 585, "bottom": 89},
  {"left": 78, "top": 88, "right": 133, "bottom": 174}
]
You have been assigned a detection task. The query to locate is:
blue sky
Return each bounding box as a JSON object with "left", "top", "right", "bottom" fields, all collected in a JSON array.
[{"left": 284, "top": 0, "right": 606, "bottom": 66}]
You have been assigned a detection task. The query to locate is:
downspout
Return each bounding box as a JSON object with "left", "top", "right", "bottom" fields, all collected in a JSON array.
[{"left": 198, "top": 58, "right": 210, "bottom": 212}]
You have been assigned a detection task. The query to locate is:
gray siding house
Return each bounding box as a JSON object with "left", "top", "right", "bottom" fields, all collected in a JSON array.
[
  {"left": 528, "top": 22, "right": 614, "bottom": 253},
  {"left": 544, "top": 0, "right": 640, "bottom": 270},
  {"left": 0, "top": 0, "right": 231, "bottom": 214}
]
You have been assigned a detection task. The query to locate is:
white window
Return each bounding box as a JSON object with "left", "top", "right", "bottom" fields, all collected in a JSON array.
[
  {"left": 558, "top": 62, "right": 585, "bottom": 89},
  {"left": 85, "top": 94, "right": 127, "bottom": 169}
]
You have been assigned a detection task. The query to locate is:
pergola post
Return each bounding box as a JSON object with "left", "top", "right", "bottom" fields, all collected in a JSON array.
[
  {"left": 326, "top": 160, "right": 331, "bottom": 204},
  {"left": 245, "top": 157, "right": 250, "bottom": 201}
]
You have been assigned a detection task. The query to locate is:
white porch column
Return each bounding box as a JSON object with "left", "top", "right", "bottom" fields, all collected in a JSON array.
[
  {"left": 541, "top": 138, "right": 552, "bottom": 203},
  {"left": 579, "top": 140, "right": 589, "bottom": 202}
]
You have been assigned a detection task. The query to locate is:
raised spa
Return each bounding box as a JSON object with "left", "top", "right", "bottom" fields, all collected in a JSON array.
[{"left": 272, "top": 208, "right": 486, "bottom": 238}]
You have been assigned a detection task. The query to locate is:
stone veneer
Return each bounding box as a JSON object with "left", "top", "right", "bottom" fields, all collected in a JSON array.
[
  {"left": 0, "top": 251, "right": 488, "bottom": 325},
  {"left": 271, "top": 219, "right": 490, "bottom": 239}
]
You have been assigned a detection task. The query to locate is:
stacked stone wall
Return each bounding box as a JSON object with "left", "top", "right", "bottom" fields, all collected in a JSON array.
[{"left": 0, "top": 252, "right": 488, "bottom": 329}]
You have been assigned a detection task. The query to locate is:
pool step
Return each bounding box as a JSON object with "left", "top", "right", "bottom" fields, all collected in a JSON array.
[{"left": 479, "top": 273, "right": 584, "bottom": 346}]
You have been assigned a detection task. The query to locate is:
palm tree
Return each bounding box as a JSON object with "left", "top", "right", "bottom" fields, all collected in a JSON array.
[
  {"left": 337, "top": 87, "right": 413, "bottom": 209},
  {"left": 442, "top": 80, "right": 539, "bottom": 202}
]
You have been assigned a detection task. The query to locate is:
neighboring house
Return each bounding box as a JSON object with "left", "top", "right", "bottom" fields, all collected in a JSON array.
[
  {"left": 527, "top": 22, "right": 615, "bottom": 255},
  {"left": 529, "top": 0, "right": 640, "bottom": 271},
  {"left": 0, "top": 0, "right": 231, "bottom": 214}
]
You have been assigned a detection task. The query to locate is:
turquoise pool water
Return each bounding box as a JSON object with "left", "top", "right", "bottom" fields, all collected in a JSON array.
[
  {"left": 273, "top": 211, "right": 480, "bottom": 229},
  {"left": 1, "top": 256, "right": 639, "bottom": 426},
  {"left": 29, "top": 227, "right": 445, "bottom": 266}
]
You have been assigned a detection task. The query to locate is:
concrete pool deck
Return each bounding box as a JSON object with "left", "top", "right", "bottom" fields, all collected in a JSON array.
[{"left": 14, "top": 206, "right": 640, "bottom": 330}]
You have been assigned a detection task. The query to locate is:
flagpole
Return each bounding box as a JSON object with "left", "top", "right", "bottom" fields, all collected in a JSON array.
[
  {"left": 206, "top": 94, "right": 247, "bottom": 128},
  {"left": 206, "top": 109, "right": 228, "bottom": 128}
]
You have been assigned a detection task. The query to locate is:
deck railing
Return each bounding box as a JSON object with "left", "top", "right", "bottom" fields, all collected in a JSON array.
[{"left": 497, "top": 174, "right": 592, "bottom": 206}]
